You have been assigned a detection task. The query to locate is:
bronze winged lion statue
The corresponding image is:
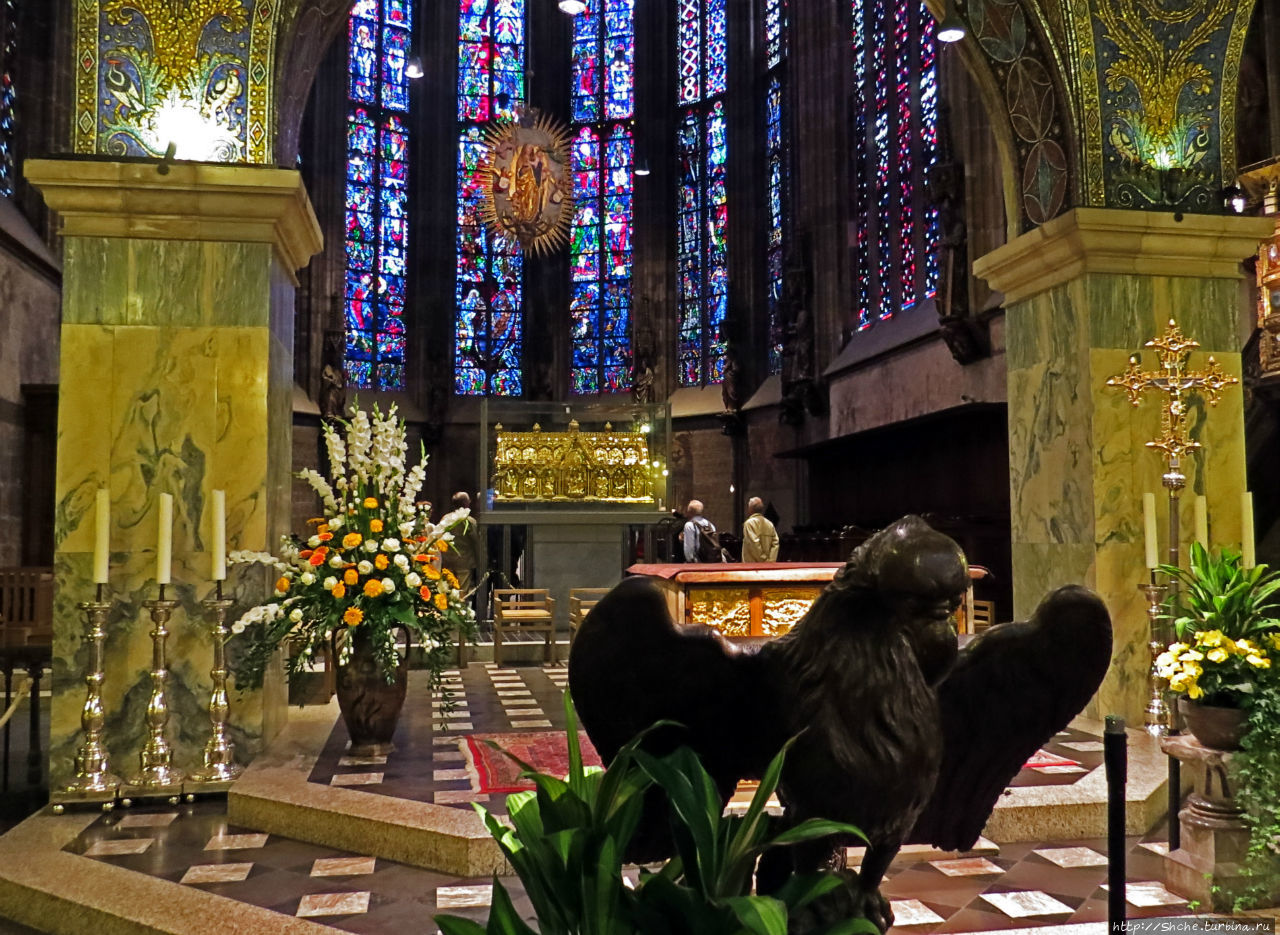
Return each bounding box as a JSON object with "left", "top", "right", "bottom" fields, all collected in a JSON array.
[{"left": 568, "top": 515, "right": 1112, "bottom": 932}]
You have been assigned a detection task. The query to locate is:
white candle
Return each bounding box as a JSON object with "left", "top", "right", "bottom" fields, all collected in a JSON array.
[
  {"left": 1242, "top": 491, "right": 1256, "bottom": 570},
  {"left": 211, "top": 489, "right": 227, "bottom": 581},
  {"left": 156, "top": 493, "right": 173, "bottom": 585},
  {"left": 1193, "top": 495, "right": 1208, "bottom": 551},
  {"left": 92, "top": 489, "right": 110, "bottom": 584},
  {"left": 1143, "top": 492, "right": 1159, "bottom": 570}
]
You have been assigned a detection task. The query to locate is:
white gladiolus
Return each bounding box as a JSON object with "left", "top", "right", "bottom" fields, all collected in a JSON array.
[
  {"left": 406, "top": 572, "right": 421, "bottom": 587},
  {"left": 290, "top": 609, "right": 304, "bottom": 622},
  {"left": 323, "top": 576, "right": 337, "bottom": 590},
  {"left": 231, "top": 620, "right": 246, "bottom": 634},
  {"left": 329, "top": 514, "right": 344, "bottom": 530},
  {"left": 358, "top": 560, "right": 374, "bottom": 575},
  {"left": 398, "top": 522, "right": 415, "bottom": 539},
  {"left": 382, "top": 577, "right": 395, "bottom": 593}
]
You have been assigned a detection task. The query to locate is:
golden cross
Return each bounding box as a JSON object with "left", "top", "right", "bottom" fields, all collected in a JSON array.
[{"left": 1105, "top": 319, "right": 1238, "bottom": 467}]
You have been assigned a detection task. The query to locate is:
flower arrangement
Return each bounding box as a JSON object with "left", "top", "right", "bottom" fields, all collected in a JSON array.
[
  {"left": 230, "top": 404, "right": 477, "bottom": 690},
  {"left": 1157, "top": 542, "right": 1280, "bottom": 706}
]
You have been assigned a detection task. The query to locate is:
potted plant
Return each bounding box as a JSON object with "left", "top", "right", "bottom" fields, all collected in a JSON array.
[
  {"left": 436, "top": 696, "right": 875, "bottom": 935},
  {"left": 230, "top": 404, "right": 478, "bottom": 754},
  {"left": 1156, "top": 542, "right": 1280, "bottom": 749}
]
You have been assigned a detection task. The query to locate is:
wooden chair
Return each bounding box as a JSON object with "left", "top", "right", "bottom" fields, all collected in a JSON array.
[
  {"left": 0, "top": 568, "right": 53, "bottom": 649},
  {"left": 568, "top": 588, "right": 611, "bottom": 647},
  {"left": 494, "top": 589, "right": 556, "bottom": 666},
  {"left": 970, "top": 599, "right": 996, "bottom": 632}
]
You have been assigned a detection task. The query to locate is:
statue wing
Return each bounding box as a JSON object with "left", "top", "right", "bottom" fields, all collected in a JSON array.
[{"left": 907, "top": 585, "right": 1112, "bottom": 851}]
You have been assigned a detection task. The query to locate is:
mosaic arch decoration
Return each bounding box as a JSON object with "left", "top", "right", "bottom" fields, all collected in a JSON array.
[
  {"left": 676, "top": 0, "right": 729, "bottom": 387},
  {"left": 343, "top": 0, "right": 412, "bottom": 391},
  {"left": 569, "top": 0, "right": 635, "bottom": 396},
  {"left": 455, "top": 0, "right": 526, "bottom": 396},
  {"left": 75, "top": 0, "right": 278, "bottom": 163},
  {"left": 849, "top": 0, "right": 939, "bottom": 330},
  {"left": 1061, "top": 0, "right": 1256, "bottom": 212}
]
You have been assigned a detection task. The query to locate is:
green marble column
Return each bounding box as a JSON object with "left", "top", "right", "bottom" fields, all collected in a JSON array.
[
  {"left": 28, "top": 160, "right": 322, "bottom": 791},
  {"left": 976, "top": 208, "right": 1272, "bottom": 723}
]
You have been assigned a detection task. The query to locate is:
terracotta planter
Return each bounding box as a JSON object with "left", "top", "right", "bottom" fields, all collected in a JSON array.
[
  {"left": 333, "top": 627, "right": 408, "bottom": 756},
  {"left": 1178, "top": 697, "right": 1249, "bottom": 751}
]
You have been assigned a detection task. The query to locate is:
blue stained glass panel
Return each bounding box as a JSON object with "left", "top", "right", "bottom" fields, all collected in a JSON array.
[{"left": 349, "top": 16, "right": 378, "bottom": 104}]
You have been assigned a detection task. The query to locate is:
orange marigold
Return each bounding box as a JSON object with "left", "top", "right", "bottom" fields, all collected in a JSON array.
[
  {"left": 317, "top": 524, "right": 329, "bottom": 535},
  {"left": 374, "top": 554, "right": 389, "bottom": 570},
  {"left": 419, "top": 585, "right": 433, "bottom": 602},
  {"left": 413, "top": 553, "right": 431, "bottom": 564},
  {"left": 299, "top": 549, "right": 313, "bottom": 559},
  {"left": 437, "top": 539, "right": 450, "bottom": 552},
  {"left": 363, "top": 497, "right": 379, "bottom": 509},
  {"left": 343, "top": 568, "right": 359, "bottom": 586},
  {"left": 434, "top": 592, "right": 449, "bottom": 611},
  {"left": 370, "top": 519, "right": 384, "bottom": 533},
  {"left": 343, "top": 607, "right": 363, "bottom": 626},
  {"left": 342, "top": 532, "right": 363, "bottom": 549},
  {"left": 309, "top": 551, "right": 326, "bottom": 566},
  {"left": 443, "top": 569, "right": 459, "bottom": 589},
  {"left": 423, "top": 564, "right": 441, "bottom": 580},
  {"left": 318, "top": 532, "right": 333, "bottom": 542},
  {"left": 332, "top": 582, "right": 346, "bottom": 599},
  {"left": 362, "top": 579, "right": 383, "bottom": 598},
  {"left": 275, "top": 576, "right": 290, "bottom": 592}
]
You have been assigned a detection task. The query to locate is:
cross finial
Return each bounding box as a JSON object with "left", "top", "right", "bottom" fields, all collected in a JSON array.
[{"left": 1105, "top": 318, "right": 1239, "bottom": 468}]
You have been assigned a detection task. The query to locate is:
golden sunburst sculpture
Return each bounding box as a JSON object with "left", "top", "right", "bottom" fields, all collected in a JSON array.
[{"left": 482, "top": 108, "right": 575, "bottom": 256}]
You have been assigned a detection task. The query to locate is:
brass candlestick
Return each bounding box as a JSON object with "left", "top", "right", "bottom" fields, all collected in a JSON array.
[
  {"left": 127, "top": 596, "right": 185, "bottom": 790},
  {"left": 63, "top": 595, "right": 120, "bottom": 800},
  {"left": 1139, "top": 573, "right": 1170, "bottom": 737},
  {"left": 191, "top": 594, "right": 242, "bottom": 786}
]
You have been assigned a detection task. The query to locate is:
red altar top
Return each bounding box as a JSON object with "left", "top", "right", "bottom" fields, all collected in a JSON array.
[{"left": 625, "top": 562, "right": 844, "bottom": 584}]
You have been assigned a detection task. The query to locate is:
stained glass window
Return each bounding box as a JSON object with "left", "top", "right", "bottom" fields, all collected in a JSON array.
[
  {"left": 344, "top": 0, "right": 412, "bottom": 390},
  {"left": 850, "top": 0, "right": 939, "bottom": 331},
  {"left": 570, "top": 0, "right": 634, "bottom": 395},
  {"left": 455, "top": 0, "right": 526, "bottom": 396},
  {"left": 676, "top": 0, "right": 728, "bottom": 387},
  {"left": 0, "top": 0, "right": 17, "bottom": 198},
  {"left": 764, "top": 0, "right": 787, "bottom": 373}
]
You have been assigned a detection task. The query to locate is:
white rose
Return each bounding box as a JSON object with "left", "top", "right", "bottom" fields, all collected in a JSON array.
[
  {"left": 364, "top": 540, "right": 378, "bottom": 552},
  {"left": 329, "top": 515, "right": 344, "bottom": 529},
  {"left": 300, "top": 572, "right": 315, "bottom": 585},
  {"left": 394, "top": 553, "right": 410, "bottom": 570},
  {"left": 358, "top": 560, "right": 374, "bottom": 575},
  {"left": 289, "top": 609, "right": 303, "bottom": 622},
  {"left": 382, "top": 577, "right": 396, "bottom": 593},
  {"left": 406, "top": 572, "right": 422, "bottom": 588},
  {"left": 329, "top": 555, "right": 345, "bottom": 568},
  {"left": 381, "top": 538, "right": 401, "bottom": 552},
  {"left": 323, "top": 576, "right": 338, "bottom": 590},
  {"left": 307, "top": 535, "right": 321, "bottom": 548}
]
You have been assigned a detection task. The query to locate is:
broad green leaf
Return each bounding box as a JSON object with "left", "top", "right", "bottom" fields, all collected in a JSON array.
[
  {"left": 770, "top": 818, "right": 865, "bottom": 847},
  {"left": 486, "top": 878, "right": 541, "bottom": 935},
  {"left": 724, "top": 895, "right": 789, "bottom": 935},
  {"left": 812, "top": 917, "right": 884, "bottom": 935},
  {"left": 433, "top": 915, "right": 488, "bottom": 935},
  {"left": 772, "top": 871, "right": 845, "bottom": 911}
]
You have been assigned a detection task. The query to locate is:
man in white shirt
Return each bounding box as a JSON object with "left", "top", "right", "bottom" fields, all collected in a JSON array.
[{"left": 741, "top": 497, "right": 780, "bottom": 563}]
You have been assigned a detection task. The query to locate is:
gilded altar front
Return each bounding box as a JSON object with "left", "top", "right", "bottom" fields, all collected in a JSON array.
[{"left": 491, "top": 420, "right": 652, "bottom": 503}]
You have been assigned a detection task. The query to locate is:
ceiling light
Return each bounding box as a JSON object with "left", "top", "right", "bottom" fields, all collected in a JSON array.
[
  {"left": 406, "top": 55, "right": 424, "bottom": 79},
  {"left": 559, "top": 0, "right": 587, "bottom": 14},
  {"left": 936, "top": 0, "right": 967, "bottom": 42},
  {"left": 635, "top": 159, "right": 650, "bottom": 176}
]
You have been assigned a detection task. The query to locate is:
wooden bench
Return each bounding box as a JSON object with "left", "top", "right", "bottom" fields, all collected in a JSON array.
[{"left": 493, "top": 588, "right": 556, "bottom": 666}]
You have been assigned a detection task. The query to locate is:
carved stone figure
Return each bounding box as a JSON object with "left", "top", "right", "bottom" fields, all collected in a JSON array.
[
  {"left": 569, "top": 516, "right": 1112, "bottom": 933},
  {"left": 319, "top": 329, "right": 346, "bottom": 422},
  {"left": 631, "top": 346, "right": 656, "bottom": 404}
]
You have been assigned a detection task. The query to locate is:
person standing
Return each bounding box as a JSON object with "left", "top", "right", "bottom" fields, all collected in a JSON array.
[
  {"left": 741, "top": 497, "right": 779, "bottom": 563},
  {"left": 681, "top": 499, "right": 722, "bottom": 562},
  {"left": 442, "top": 490, "right": 482, "bottom": 593}
]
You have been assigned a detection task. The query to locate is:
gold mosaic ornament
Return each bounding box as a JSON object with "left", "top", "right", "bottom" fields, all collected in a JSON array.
[{"left": 482, "top": 108, "right": 574, "bottom": 256}]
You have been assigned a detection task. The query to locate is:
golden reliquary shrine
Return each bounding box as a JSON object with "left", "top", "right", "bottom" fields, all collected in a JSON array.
[
  {"left": 626, "top": 564, "right": 845, "bottom": 638},
  {"left": 491, "top": 419, "right": 653, "bottom": 503}
]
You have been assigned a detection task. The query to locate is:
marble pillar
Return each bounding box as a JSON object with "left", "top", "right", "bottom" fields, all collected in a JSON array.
[
  {"left": 975, "top": 208, "right": 1272, "bottom": 723},
  {"left": 26, "top": 160, "right": 322, "bottom": 791}
]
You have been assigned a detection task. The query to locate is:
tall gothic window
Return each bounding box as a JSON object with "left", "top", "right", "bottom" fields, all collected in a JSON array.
[
  {"left": 344, "top": 0, "right": 412, "bottom": 390},
  {"left": 455, "top": 0, "right": 525, "bottom": 396},
  {"left": 569, "top": 0, "right": 634, "bottom": 395},
  {"left": 0, "top": 0, "right": 15, "bottom": 198},
  {"left": 850, "top": 0, "right": 938, "bottom": 330},
  {"left": 676, "top": 0, "right": 729, "bottom": 386},
  {"left": 764, "top": 0, "right": 787, "bottom": 373}
]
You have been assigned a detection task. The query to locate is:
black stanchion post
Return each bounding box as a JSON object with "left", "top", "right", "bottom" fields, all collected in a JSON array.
[
  {"left": 1167, "top": 753, "right": 1181, "bottom": 851},
  {"left": 1105, "top": 715, "right": 1128, "bottom": 932}
]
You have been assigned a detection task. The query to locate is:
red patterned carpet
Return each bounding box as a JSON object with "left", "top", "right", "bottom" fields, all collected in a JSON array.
[{"left": 464, "top": 730, "right": 602, "bottom": 794}]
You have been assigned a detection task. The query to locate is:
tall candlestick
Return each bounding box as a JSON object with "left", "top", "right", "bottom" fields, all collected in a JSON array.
[
  {"left": 93, "top": 489, "right": 110, "bottom": 584},
  {"left": 1242, "top": 491, "right": 1256, "bottom": 570},
  {"left": 156, "top": 493, "right": 173, "bottom": 585},
  {"left": 1193, "top": 495, "right": 1208, "bottom": 551},
  {"left": 211, "top": 489, "right": 227, "bottom": 581},
  {"left": 1143, "top": 492, "right": 1159, "bottom": 570}
]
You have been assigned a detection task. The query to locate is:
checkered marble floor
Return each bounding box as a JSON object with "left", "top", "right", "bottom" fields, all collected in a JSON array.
[{"left": 63, "top": 796, "right": 1186, "bottom": 933}]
